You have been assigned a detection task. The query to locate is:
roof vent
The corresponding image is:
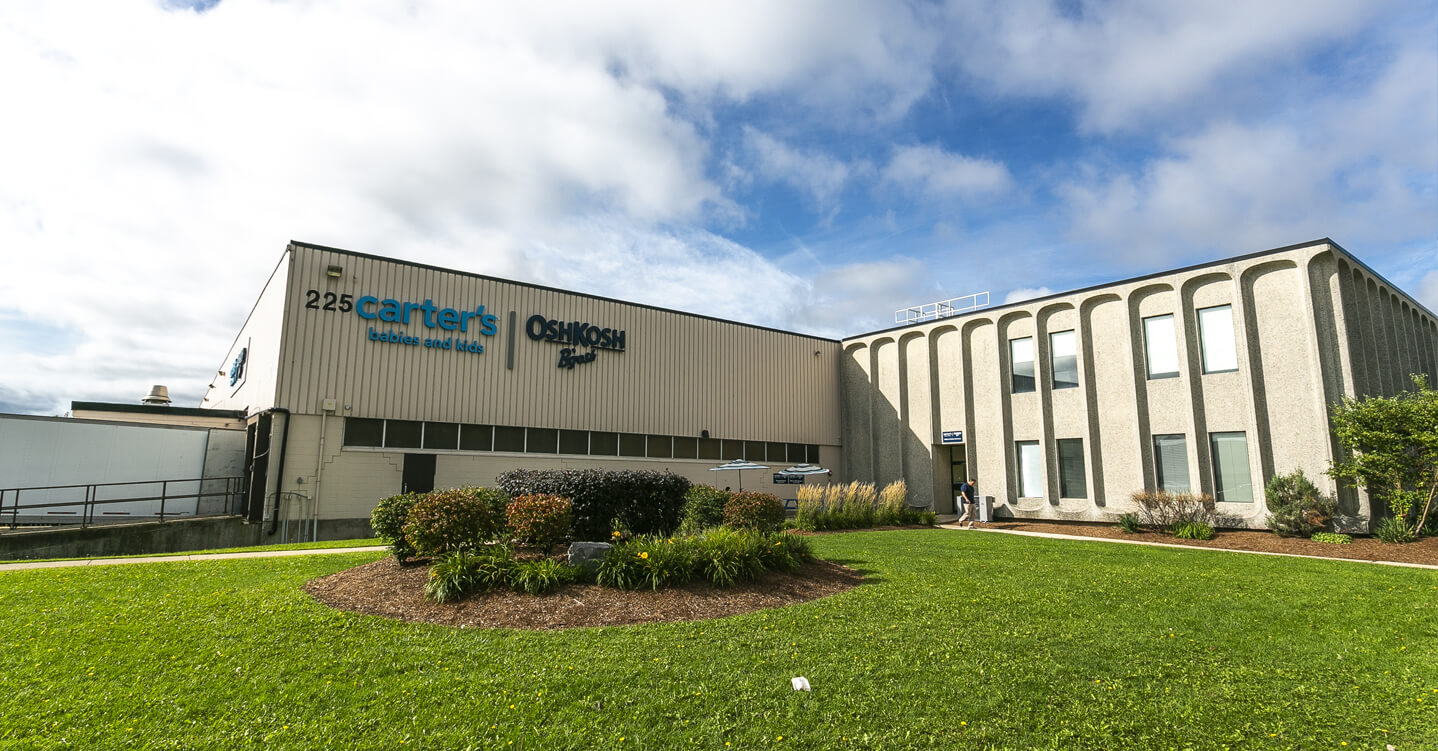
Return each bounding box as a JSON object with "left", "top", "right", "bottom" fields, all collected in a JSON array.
[{"left": 141, "top": 385, "right": 172, "bottom": 406}]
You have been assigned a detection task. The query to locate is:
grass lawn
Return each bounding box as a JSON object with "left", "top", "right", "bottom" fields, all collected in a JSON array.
[
  {"left": 1, "top": 529, "right": 1434, "bottom": 750},
  {"left": 15, "top": 538, "right": 383, "bottom": 564}
]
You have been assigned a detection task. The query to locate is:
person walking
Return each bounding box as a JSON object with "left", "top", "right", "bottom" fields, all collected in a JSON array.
[{"left": 956, "top": 478, "right": 977, "bottom": 529}]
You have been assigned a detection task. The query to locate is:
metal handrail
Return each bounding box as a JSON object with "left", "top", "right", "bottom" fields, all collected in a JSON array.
[{"left": 0, "top": 476, "right": 247, "bottom": 530}]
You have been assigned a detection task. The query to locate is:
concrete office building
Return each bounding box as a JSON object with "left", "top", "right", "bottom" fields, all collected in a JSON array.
[
  {"left": 204, "top": 239, "right": 1435, "bottom": 537},
  {"left": 839, "top": 240, "right": 1437, "bottom": 530}
]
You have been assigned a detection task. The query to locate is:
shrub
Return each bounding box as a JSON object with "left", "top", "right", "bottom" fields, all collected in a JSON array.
[
  {"left": 691, "top": 527, "right": 766, "bottom": 587},
  {"left": 596, "top": 536, "right": 693, "bottom": 590},
  {"left": 681, "top": 485, "right": 730, "bottom": 532},
  {"left": 1172, "top": 521, "right": 1215, "bottom": 540},
  {"left": 469, "top": 486, "right": 513, "bottom": 532},
  {"left": 497, "top": 469, "right": 690, "bottom": 540},
  {"left": 1131, "top": 490, "right": 1216, "bottom": 532},
  {"left": 877, "top": 480, "right": 908, "bottom": 524},
  {"left": 1374, "top": 515, "right": 1417, "bottom": 544},
  {"left": 509, "top": 558, "right": 571, "bottom": 595},
  {"left": 758, "top": 532, "right": 813, "bottom": 574},
  {"left": 424, "top": 548, "right": 482, "bottom": 603},
  {"left": 370, "top": 492, "right": 422, "bottom": 562},
  {"left": 723, "top": 491, "right": 785, "bottom": 532},
  {"left": 505, "top": 494, "right": 573, "bottom": 550},
  {"left": 1310, "top": 532, "right": 1352, "bottom": 544},
  {"left": 402, "top": 487, "right": 502, "bottom": 557},
  {"left": 1117, "top": 512, "right": 1142, "bottom": 534},
  {"left": 796, "top": 481, "right": 932, "bottom": 531},
  {"left": 1265, "top": 470, "right": 1336, "bottom": 537}
]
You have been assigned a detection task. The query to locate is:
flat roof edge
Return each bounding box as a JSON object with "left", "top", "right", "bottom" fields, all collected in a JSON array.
[{"left": 71, "top": 402, "right": 247, "bottom": 419}]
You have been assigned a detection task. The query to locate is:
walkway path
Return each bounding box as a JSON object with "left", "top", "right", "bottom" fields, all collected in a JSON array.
[
  {"left": 938, "top": 523, "right": 1438, "bottom": 570},
  {"left": 0, "top": 545, "right": 387, "bottom": 572}
]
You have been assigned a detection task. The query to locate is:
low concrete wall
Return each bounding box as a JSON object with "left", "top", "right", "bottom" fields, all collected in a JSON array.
[{"left": 0, "top": 516, "right": 267, "bottom": 561}]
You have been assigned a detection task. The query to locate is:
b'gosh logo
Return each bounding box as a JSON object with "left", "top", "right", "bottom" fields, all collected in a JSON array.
[{"left": 525, "top": 315, "right": 626, "bottom": 370}]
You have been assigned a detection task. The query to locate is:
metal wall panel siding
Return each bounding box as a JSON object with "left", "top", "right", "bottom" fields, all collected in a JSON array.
[{"left": 274, "top": 244, "right": 839, "bottom": 443}]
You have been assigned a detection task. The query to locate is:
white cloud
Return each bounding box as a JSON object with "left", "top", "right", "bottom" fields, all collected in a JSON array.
[
  {"left": 742, "top": 128, "right": 860, "bottom": 214},
  {"left": 0, "top": 0, "right": 943, "bottom": 413},
  {"left": 1003, "top": 287, "right": 1054, "bottom": 305},
  {"left": 787, "top": 257, "right": 942, "bottom": 334},
  {"left": 943, "top": 0, "right": 1400, "bottom": 132},
  {"left": 882, "top": 144, "right": 1013, "bottom": 198}
]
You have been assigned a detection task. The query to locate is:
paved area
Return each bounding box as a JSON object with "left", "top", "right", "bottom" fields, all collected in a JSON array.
[
  {"left": 937, "top": 523, "right": 1438, "bottom": 570},
  {"left": 0, "top": 545, "right": 387, "bottom": 572}
]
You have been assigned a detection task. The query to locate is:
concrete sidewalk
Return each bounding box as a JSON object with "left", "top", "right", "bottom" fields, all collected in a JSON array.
[
  {"left": 0, "top": 545, "right": 388, "bottom": 572},
  {"left": 938, "top": 523, "right": 1438, "bottom": 570}
]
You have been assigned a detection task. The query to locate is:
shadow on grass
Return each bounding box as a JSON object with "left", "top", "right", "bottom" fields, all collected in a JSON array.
[{"left": 821, "top": 557, "right": 884, "bottom": 585}]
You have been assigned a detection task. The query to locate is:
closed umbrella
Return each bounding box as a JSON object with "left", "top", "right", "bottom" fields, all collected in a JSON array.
[{"left": 708, "top": 459, "right": 768, "bottom": 491}]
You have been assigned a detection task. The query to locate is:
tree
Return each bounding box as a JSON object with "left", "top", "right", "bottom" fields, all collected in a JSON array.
[{"left": 1328, "top": 375, "right": 1438, "bottom": 540}]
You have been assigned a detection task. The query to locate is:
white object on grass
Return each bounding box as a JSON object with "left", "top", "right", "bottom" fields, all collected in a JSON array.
[{"left": 791, "top": 677, "right": 811, "bottom": 692}]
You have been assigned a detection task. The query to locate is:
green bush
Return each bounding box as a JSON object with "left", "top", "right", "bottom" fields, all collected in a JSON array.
[
  {"left": 402, "top": 488, "right": 502, "bottom": 557},
  {"left": 1172, "top": 521, "right": 1215, "bottom": 540},
  {"left": 691, "top": 527, "right": 766, "bottom": 586},
  {"left": 1310, "top": 532, "right": 1352, "bottom": 544},
  {"left": 597, "top": 536, "right": 695, "bottom": 591},
  {"left": 496, "top": 469, "right": 690, "bottom": 540},
  {"left": 1374, "top": 515, "right": 1417, "bottom": 544},
  {"left": 681, "top": 485, "right": 730, "bottom": 532},
  {"left": 505, "top": 494, "right": 573, "bottom": 550},
  {"left": 1264, "top": 470, "right": 1336, "bottom": 537},
  {"left": 758, "top": 532, "right": 813, "bottom": 574},
  {"left": 370, "top": 492, "right": 422, "bottom": 562},
  {"left": 723, "top": 491, "right": 785, "bottom": 532},
  {"left": 509, "top": 558, "right": 571, "bottom": 595},
  {"left": 1131, "top": 490, "right": 1216, "bottom": 532},
  {"left": 1117, "top": 512, "right": 1142, "bottom": 534}
]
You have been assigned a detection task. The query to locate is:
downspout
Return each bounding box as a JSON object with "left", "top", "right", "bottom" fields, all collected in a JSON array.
[
  {"left": 267, "top": 407, "right": 292, "bottom": 535},
  {"left": 312, "top": 411, "right": 328, "bottom": 542}
]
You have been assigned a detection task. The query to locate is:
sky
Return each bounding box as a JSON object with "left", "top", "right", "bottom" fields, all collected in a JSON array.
[{"left": 1, "top": 0, "right": 1435, "bottom": 415}]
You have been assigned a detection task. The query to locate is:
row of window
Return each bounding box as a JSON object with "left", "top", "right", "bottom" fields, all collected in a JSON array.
[
  {"left": 1011, "top": 430, "right": 1252, "bottom": 503},
  {"left": 1008, "top": 305, "right": 1238, "bottom": 393},
  {"left": 342, "top": 418, "right": 820, "bottom": 463}
]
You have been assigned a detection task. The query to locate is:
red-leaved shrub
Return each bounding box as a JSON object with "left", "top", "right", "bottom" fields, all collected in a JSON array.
[
  {"left": 722, "top": 491, "right": 785, "bottom": 532},
  {"left": 505, "top": 494, "right": 573, "bottom": 550}
]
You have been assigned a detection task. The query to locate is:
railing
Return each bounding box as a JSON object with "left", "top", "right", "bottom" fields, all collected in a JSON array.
[
  {"left": 894, "top": 291, "right": 991, "bottom": 324},
  {"left": 0, "top": 476, "right": 247, "bottom": 531}
]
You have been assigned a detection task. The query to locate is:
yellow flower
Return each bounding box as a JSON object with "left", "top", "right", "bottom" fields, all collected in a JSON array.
[
  {"left": 611, "top": 531, "right": 622, "bottom": 538},
  {"left": 638, "top": 552, "right": 649, "bottom": 559}
]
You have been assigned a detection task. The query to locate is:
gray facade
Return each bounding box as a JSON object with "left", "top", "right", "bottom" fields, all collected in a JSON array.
[{"left": 838, "top": 240, "right": 1437, "bottom": 530}]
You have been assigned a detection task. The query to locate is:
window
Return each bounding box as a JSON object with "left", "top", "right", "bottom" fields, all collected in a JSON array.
[
  {"left": 697, "top": 437, "right": 722, "bottom": 460},
  {"left": 673, "top": 437, "right": 697, "bottom": 459},
  {"left": 385, "top": 420, "right": 422, "bottom": 449},
  {"left": 744, "top": 441, "right": 766, "bottom": 462},
  {"left": 1153, "top": 434, "right": 1190, "bottom": 492},
  {"left": 619, "top": 433, "right": 646, "bottom": 457},
  {"left": 526, "top": 428, "right": 558, "bottom": 454},
  {"left": 1057, "top": 438, "right": 1086, "bottom": 498},
  {"left": 558, "top": 430, "right": 588, "bottom": 455},
  {"left": 1198, "top": 305, "right": 1238, "bottom": 373},
  {"left": 493, "top": 426, "right": 525, "bottom": 452},
  {"left": 787, "top": 443, "right": 806, "bottom": 463},
  {"left": 1016, "top": 441, "right": 1042, "bottom": 498},
  {"left": 422, "top": 422, "right": 458, "bottom": 450},
  {"left": 459, "top": 424, "right": 492, "bottom": 451},
  {"left": 1050, "top": 331, "right": 1079, "bottom": 389},
  {"left": 721, "top": 440, "right": 745, "bottom": 461},
  {"left": 647, "top": 435, "right": 672, "bottom": 458},
  {"left": 1143, "top": 314, "right": 1179, "bottom": 378},
  {"left": 807, "top": 445, "right": 820, "bottom": 463},
  {"left": 1210, "top": 432, "right": 1253, "bottom": 503},
  {"left": 1010, "top": 337, "right": 1035, "bottom": 393},
  {"left": 767, "top": 442, "right": 787, "bottom": 462},
  {"left": 589, "top": 432, "right": 618, "bottom": 456},
  {"left": 343, "top": 418, "right": 383, "bottom": 447}
]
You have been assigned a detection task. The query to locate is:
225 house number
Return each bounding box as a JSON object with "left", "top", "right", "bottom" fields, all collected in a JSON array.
[{"left": 304, "top": 289, "right": 354, "bottom": 312}]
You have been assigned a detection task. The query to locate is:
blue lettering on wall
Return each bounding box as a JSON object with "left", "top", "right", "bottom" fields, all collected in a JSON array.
[{"left": 228, "top": 347, "right": 248, "bottom": 386}]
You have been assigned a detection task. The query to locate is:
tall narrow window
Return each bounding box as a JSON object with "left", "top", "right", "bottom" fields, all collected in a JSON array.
[
  {"left": 1016, "top": 441, "right": 1042, "bottom": 497},
  {"left": 1010, "top": 337, "right": 1035, "bottom": 393},
  {"left": 1051, "top": 330, "right": 1079, "bottom": 389},
  {"left": 1143, "top": 314, "right": 1179, "bottom": 379},
  {"left": 1153, "top": 434, "right": 1190, "bottom": 492},
  {"left": 1057, "top": 438, "right": 1086, "bottom": 498},
  {"left": 1198, "top": 305, "right": 1238, "bottom": 373},
  {"left": 1210, "top": 432, "right": 1253, "bottom": 503}
]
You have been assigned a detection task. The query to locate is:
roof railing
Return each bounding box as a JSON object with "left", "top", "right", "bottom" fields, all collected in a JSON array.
[{"left": 894, "top": 291, "right": 990, "bottom": 324}]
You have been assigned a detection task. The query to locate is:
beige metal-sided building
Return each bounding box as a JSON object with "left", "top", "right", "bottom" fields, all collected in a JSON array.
[{"left": 204, "top": 239, "right": 1435, "bottom": 537}]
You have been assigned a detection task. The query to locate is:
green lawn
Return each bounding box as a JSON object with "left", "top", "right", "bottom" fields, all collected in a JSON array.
[{"left": 1, "top": 530, "right": 1434, "bottom": 750}]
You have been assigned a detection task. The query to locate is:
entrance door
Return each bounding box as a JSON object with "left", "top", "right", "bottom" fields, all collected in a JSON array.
[
  {"left": 949, "top": 449, "right": 968, "bottom": 515},
  {"left": 402, "top": 454, "right": 436, "bottom": 495}
]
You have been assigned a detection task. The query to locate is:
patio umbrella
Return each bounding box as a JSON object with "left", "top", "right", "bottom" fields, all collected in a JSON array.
[
  {"left": 708, "top": 459, "right": 768, "bottom": 491},
  {"left": 775, "top": 463, "right": 832, "bottom": 486}
]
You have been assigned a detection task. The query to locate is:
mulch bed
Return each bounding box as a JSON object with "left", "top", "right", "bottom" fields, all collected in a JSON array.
[
  {"left": 304, "top": 556, "right": 863, "bottom": 631},
  {"left": 970, "top": 520, "right": 1438, "bottom": 567}
]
